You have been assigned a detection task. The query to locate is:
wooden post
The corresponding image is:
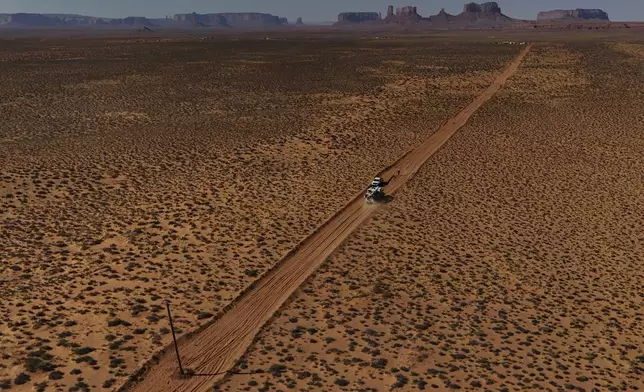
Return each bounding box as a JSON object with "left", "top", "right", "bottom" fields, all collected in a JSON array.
[{"left": 165, "top": 300, "right": 184, "bottom": 375}]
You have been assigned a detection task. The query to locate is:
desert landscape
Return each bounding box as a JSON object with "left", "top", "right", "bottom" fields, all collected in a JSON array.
[
  {"left": 215, "top": 40, "right": 644, "bottom": 392},
  {"left": 1, "top": 24, "right": 643, "bottom": 392}
]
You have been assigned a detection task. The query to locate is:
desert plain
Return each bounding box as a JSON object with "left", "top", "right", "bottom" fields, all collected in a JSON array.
[{"left": 0, "top": 30, "right": 643, "bottom": 392}]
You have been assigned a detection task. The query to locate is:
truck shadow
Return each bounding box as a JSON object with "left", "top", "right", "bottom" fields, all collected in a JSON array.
[{"left": 367, "top": 195, "right": 394, "bottom": 205}]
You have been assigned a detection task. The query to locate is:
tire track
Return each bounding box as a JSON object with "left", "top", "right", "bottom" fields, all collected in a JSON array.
[{"left": 125, "top": 45, "right": 532, "bottom": 392}]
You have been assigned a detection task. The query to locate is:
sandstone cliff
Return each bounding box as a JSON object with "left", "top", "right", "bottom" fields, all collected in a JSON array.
[
  {"left": 173, "top": 13, "right": 227, "bottom": 27},
  {"left": 537, "top": 9, "right": 609, "bottom": 21},
  {"left": 172, "top": 12, "right": 287, "bottom": 28},
  {"left": 384, "top": 5, "right": 424, "bottom": 24},
  {"left": 457, "top": 2, "right": 512, "bottom": 23},
  {"left": 462, "top": 2, "right": 502, "bottom": 13},
  {"left": 0, "top": 13, "right": 57, "bottom": 26},
  {"left": 428, "top": 8, "right": 456, "bottom": 23},
  {"left": 218, "top": 13, "right": 284, "bottom": 27},
  {"left": 109, "top": 17, "right": 155, "bottom": 26}
]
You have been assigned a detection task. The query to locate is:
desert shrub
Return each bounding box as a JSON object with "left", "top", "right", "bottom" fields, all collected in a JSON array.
[
  {"left": 103, "top": 378, "right": 116, "bottom": 388},
  {"left": 0, "top": 379, "right": 10, "bottom": 390},
  {"left": 70, "top": 380, "right": 90, "bottom": 392},
  {"left": 414, "top": 379, "right": 428, "bottom": 390},
  {"left": 73, "top": 347, "right": 95, "bottom": 355},
  {"left": 107, "top": 318, "right": 131, "bottom": 327},
  {"left": 393, "top": 374, "right": 409, "bottom": 388},
  {"left": 35, "top": 382, "right": 48, "bottom": 392},
  {"left": 146, "top": 314, "right": 161, "bottom": 323},
  {"left": 297, "top": 371, "right": 311, "bottom": 379},
  {"left": 268, "top": 364, "right": 287, "bottom": 376},
  {"left": 197, "top": 312, "right": 213, "bottom": 320},
  {"left": 130, "top": 304, "right": 149, "bottom": 316},
  {"left": 109, "top": 358, "right": 124, "bottom": 368},
  {"left": 109, "top": 340, "right": 124, "bottom": 350},
  {"left": 74, "top": 355, "right": 97, "bottom": 365},
  {"left": 290, "top": 326, "right": 305, "bottom": 339},
  {"left": 371, "top": 358, "right": 388, "bottom": 369},
  {"left": 14, "top": 373, "right": 30, "bottom": 385},
  {"left": 57, "top": 338, "right": 72, "bottom": 347},
  {"left": 25, "top": 357, "right": 44, "bottom": 372},
  {"left": 335, "top": 378, "right": 350, "bottom": 386},
  {"left": 49, "top": 370, "right": 64, "bottom": 380},
  {"left": 244, "top": 269, "right": 259, "bottom": 277}
]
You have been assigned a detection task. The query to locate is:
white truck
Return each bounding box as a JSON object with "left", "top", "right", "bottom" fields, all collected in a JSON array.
[{"left": 364, "top": 177, "right": 389, "bottom": 204}]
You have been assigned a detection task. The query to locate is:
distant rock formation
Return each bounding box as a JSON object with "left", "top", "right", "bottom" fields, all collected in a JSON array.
[
  {"left": 537, "top": 9, "right": 609, "bottom": 21},
  {"left": 463, "top": 2, "right": 501, "bottom": 13},
  {"left": 173, "top": 13, "right": 227, "bottom": 27},
  {"left": 384, "top": 5, "right": 423, "bottom": 24},
  {"left": 428, "top": 8, "right": 455, "bottom": 23},
  {"left": 335, "top": 2, "right": 514, "bottom": 27},
  {"left": 0, "top": 13, "right": 156, "bottom": 27},
  {"left": 218, "top": 12, "right": 285, "bottom": 27},
  {"left": 110, "top": 17, "right": 155, "bottom": 26},
  {"left": 336, "top": 12, "right": 381, "bottom": 23},
  {"left": 296, "top": 17, "right": 304, "bottom": 25},
  {"left": 457, "top": 2, "right": 512, "bottom": 23},
  {"left": 173, "top": 12, "right": 285, "bottom": 28},
  {"left": 0, "top": 13, "right": 57, "bottom": 26},
  {"left": 396, "top": 6, "right": 419, "bottom": 17},
  {"left": 0, "top": 11, "right": 293, "bottom": 29}
]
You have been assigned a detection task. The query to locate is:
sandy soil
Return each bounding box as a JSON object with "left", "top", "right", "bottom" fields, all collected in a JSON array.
[
  {"left": 0, "top": 34, "right": 520, "bottom": 391},
  {"left": 217, "top": 42, "right": 644, "bottom": 391},
  {"left": 125, "top": 45, "right": 532, "bottom": 392}
]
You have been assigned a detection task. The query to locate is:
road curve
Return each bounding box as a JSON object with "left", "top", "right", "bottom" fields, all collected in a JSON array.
[{"left": 125, "top": 45, "right": 532, "bottom": 392}]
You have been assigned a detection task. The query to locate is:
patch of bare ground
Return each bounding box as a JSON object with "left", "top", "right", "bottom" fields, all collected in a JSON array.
[
  {"left": 0, "top": 34, "right": 520, "bottom": 391},
  {"left": 219, "top": 42, "right": 643, "bottom": 391}
]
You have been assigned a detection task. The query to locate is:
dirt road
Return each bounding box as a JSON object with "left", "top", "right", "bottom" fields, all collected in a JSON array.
[{"left": 125, "top": 45, "right": 532, "bottom": 392}]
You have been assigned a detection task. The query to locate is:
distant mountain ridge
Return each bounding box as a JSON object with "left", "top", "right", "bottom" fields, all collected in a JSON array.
[
  {"left": 0, "top": 5, "right": 622, "bottom": 30},
  {"left": 0, "top": 12, "right": 290, "bottom": 28},
  {"left": 0, "top": 13, "right": 158, "bottom": 27}
]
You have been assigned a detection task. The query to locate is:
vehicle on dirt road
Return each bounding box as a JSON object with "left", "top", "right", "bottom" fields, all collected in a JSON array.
[{"left": 364, "top": 175, "right": 394, "bottom": 204}]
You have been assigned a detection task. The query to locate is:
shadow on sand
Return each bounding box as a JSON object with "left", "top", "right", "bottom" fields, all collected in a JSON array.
[{"left": 367, "top": 194, "right": 395, "bottom": 205}]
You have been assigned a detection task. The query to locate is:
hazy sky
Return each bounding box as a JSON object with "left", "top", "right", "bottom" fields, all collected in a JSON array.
[{"left": 1, "top": 0, "right": 641, "bottom": 22}]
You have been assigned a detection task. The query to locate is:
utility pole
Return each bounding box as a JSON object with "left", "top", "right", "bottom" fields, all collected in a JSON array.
[{"left": 164, "top": 300, "right": 184, "bottom": 376}]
